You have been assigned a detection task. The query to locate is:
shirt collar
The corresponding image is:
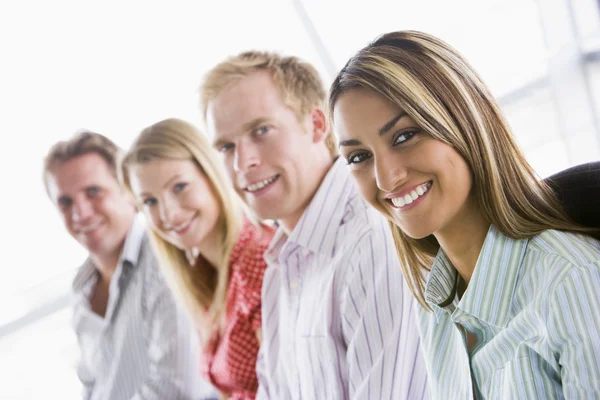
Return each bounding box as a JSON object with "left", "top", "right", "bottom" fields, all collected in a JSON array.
[
  {"left": 72, "top": 215, "right": 146, "bottom": 292},
  {"left": 425, "top": 225, "right": 528, "bottom": 328},
  {"left": 425, "top": 249, "right": 460, "bottom": 321},
  {"left": 120, "top": 215, "right": 146, "bottom": 266},
  {"left": 264, "top": 226, "right": 289, "bottom": 266},
  {"left": 289, "top": 157, "right": 353, "bottom": 253},
  {"left": 265, "top": 157, "right": 355, "bottom": 262}
]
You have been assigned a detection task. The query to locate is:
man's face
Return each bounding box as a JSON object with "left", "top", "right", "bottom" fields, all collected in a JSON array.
[
  {"left": 206, "top": 71, "right": 328, "bottom": 228},
  {"left": 46, "top": 153, "right": 135, "bottom": 259}
]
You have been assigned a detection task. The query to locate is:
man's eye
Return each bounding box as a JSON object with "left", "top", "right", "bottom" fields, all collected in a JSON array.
[
  {"left": 220, "top": 143, "right": 234, "bottom": 153},
  {"left": 346, "top": 152, "right": 372, "bottom": 165},
  {"left": 256, "top": 126, "right": 270, "bottom": 136},
  {"left": 86, "top": 187, "right": 100, "bottom": 197},
  {"left": 143, "top": 198, "right": 157, "bottom": 207},
  {"left": 58, "top": 198, "right": 72, "bottom": 208}
]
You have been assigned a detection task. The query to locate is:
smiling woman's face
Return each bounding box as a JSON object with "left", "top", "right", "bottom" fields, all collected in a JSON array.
[
  {"left": 128, "top": 158, "right": 221, "bottom": 251},
  {"left": 333, "top": 88, "right": 475, "bottom": 240}
]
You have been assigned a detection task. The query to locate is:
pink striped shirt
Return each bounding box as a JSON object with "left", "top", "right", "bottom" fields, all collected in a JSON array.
[{"left": 256, "top": 158, "right": 429, "bottom": 400}]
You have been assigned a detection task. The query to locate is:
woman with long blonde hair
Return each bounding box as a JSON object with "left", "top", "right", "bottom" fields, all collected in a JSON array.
[
  {"left": 120, "top": 118, "right": 275, "bottom": 399},
  {"left": 329, "top": 31, "right": 600, "bottom": 399}
]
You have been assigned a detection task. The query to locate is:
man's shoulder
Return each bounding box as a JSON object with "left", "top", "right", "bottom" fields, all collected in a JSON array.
[
  {"left": 334, "top": 196, "right": 406, "bottom": 301},
  {"left": 336, "top": 193, "right": 393, "bottom": 251},
  {"left": 137, "top": 234, "right": 158, "bottom": 265},
  {"left": 71, "top": 257, "right": 97, "bottom": 294},
  {"left": 123, "top": 234, "right": 169, "bottom": 305},
  {"left": 133, "top": 235, "right": 185, "bottom": 321},
  {"left": 136, "top": 235, "right": 166, "bottom": 286}
]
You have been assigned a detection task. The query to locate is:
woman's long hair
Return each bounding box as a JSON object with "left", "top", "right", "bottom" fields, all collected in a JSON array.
[
  {"left": 120, "top": 118, "right": 245, "bottom": 336},
  {"left": 329, "top": 30, "right": 597, "bottom": 308}
]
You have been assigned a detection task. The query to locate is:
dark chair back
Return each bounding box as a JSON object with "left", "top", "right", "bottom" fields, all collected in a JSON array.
[{"left": 545, "top": 162, "right": 600, "bottom": 238}]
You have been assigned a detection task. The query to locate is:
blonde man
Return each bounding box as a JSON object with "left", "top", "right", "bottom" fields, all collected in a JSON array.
[
  {"left": 44, "top": 131, "right": 216, "bottom": 400},
  {"left": 201, "top": 52, "right": 428, "bottom": 399}
]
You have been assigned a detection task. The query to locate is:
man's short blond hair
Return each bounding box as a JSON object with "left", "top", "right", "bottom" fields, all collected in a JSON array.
[
  {"left": 43, "top": 130, "right": 122, "bottom": 193},
  {"left": 200, "top": 51, "right": 337, "bottom": 156}
]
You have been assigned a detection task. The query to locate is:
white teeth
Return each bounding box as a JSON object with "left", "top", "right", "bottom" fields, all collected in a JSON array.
[
  {"left": 171, "top": 215, "right": 196, "bottom": 233},
  {"left": 391, "top": 197, "right": 405, "bottom": 207},
  {"left": 246, "top": 176, "right": 277, "bottom": 192},
  {"left": 175, "top": 222, "right": 189, "bottom": 232},
  {"left": 390, "top": 182, "right": 431, "bottom": 208}
]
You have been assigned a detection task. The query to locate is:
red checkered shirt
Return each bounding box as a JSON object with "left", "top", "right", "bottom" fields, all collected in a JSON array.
[{"left": 199, "top": 219, "right": 275, "bottom": 399}]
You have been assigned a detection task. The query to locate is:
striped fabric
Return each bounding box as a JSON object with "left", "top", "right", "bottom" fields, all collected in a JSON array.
[
  {"left": 417, "top": 225, "right": 600, "bottom": 399},
  {"left": 72, "top": 217, "right": 217, "bottom": 400},
  {"left": 256, "top": 158, "right": 428, "bottom": 400}
]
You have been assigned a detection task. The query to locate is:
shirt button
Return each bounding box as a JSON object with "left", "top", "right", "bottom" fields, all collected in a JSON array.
[{"left": 289, "top": 280, "right": 298, "bottom": 290}]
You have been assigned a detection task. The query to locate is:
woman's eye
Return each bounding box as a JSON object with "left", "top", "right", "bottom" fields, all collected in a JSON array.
[
  {"left": 346, "top": 152, "right": 372, "bottom": 165},
  {"left": 143, "top": 198, "right": 157, "bottom": 207},
  {"left": 174, "top": 183, "right": 187, "bottom": 193},
  {"left": 393, "top": 130, "right": 419, "bottom": 146}
]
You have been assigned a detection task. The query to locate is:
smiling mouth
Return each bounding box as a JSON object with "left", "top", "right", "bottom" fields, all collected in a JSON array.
[
  {"left": 387, "top": 181, "right": 432, "bottom": 208},
  {"left": 173, "top": 213, "right": 197, "bottom": 235},
  {"left": 78, "top": 221, "right": 104, "bottom": 234},
  {"left": 244, "top": 175, "right": 279, "bottom": 193}
]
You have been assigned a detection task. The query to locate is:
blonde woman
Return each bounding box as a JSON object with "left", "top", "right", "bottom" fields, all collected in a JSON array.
[
  {"left": 120, "top": 118, "right": 275, "bottom": 399},
  {"left": 329, "top": 31, "right": 600, "bottom": 399}
]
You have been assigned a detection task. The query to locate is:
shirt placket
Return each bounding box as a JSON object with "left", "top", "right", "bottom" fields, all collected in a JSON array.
[
  {"left": 104, "top": 261, "right": 129, "bottom": 323},
  {"left": 280, "top": 245, "right": 305, "bottom": 400},
  {"left": 293, "top": 249, "right": 312, "bottom": 399},
  {"left": 452, "top": 309, "right": 478, "bottom": 399}
]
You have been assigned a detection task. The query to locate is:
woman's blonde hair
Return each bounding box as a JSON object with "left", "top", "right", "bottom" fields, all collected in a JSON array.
[
  {"left": 328, "top": 30, "right": 596, "bottom": 309},
  {"left": 120, "top": 118, "right": 244, "bottom": 333}
]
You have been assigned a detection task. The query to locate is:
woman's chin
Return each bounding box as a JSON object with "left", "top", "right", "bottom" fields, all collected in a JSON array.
[{"left": 393, "top": 222, "right": 434, "bottom": 240}]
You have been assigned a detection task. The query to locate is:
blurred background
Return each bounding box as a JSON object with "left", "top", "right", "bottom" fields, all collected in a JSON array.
[{"left": 1, "top": 0, "right": 599, "bottom": 398}]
